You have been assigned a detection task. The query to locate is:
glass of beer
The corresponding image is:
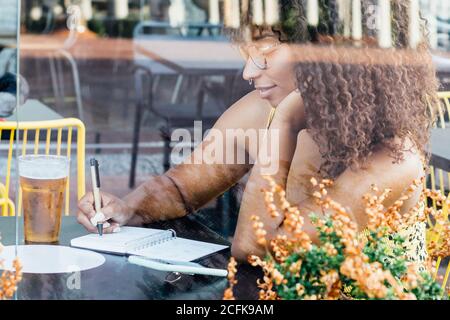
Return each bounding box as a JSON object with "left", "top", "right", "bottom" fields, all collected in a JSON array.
[{"left": 19, "top": 155, "right": 70, "bottom": 243}]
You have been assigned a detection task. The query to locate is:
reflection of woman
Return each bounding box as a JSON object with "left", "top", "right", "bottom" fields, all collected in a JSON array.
[
  {"left": 78, "top": 1, "right": 437, "bottom": 263},
  {"left": 0, "top": 44, "right": 29, "bottom": 117},
  {"left": 0, "top": 44, "right": 17, "bottom": 117}
]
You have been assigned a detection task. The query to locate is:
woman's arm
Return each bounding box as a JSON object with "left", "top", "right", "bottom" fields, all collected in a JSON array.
[
  {"left": 76, "top": 90, "right": 304, "bottom": 233},
  {"left": 77, "top": 91, "right": 274, "bottom": 232},
  {"left": 123, "top": 150, "right": 252, "bottom": 223},
  {"left": 232, "top": 133, "right": 424, "bottom": 261},
  {"left": 232, "top": 91, "right": 307, "bottom": 259},
  {"left": 122, "top": 91, "right": 274, "bottom": 223}
]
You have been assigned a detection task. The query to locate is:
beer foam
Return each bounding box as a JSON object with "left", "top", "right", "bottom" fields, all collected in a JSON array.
[
  {"left": 19, "top": 156, "right": 69, "bottom": 180},
  {"left": 19, "top": 169, "right": 68, "bottom": 180}
]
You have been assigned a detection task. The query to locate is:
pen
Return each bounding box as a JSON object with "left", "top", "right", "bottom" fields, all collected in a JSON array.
[
  {"left": 90, "top": 158, "right": 103, "bottom": 236},
  {"left": 128, "top": 256, "right": 228, "bottom": 277}
]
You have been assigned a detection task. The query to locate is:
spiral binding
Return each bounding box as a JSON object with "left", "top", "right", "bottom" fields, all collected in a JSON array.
[{"left": 127, "top": 229, "right": 177, "bottom": 253}]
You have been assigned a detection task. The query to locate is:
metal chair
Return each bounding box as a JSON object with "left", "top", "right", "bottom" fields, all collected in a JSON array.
[{"left": 130, "top": 21, "right": 237, "bottom": 187}]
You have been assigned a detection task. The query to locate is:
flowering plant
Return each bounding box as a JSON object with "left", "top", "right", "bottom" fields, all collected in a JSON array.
[
  {"left": 224, "top": 176, "right": 449, "bottom": 300},
  {"left": 0, "top": 240, "right": 22, "bottom": 300}
]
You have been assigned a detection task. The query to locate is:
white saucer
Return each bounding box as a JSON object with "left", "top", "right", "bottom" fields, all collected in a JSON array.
[{"left": 0, "top": 245, "right": 105, "bottom": 274}]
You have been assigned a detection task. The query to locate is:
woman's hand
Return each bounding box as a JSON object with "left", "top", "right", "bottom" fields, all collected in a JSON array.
[
  {"left": 272, "top": 89, "right": 305, "bottom": 133},
  {"left": 77, "top": 191, "right": 143, "bottom": 234},
  {"left": 232, "top": 90, "right": 305, "bottom": 260}
]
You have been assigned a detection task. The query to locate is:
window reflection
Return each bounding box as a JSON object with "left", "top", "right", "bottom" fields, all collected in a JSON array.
[
  {"left": 0, "top": 0, "right": 18, "bottom": 221},
  {"left": 0, "top": 0, "right": 20, "bottom": 301},
  {"left": 18, "top": 0, "right": 250, "bottom": 237},
  {"left": 0, "top": 0, "right": 18, "bottom": 118},
  {"left": 14, "top": 0, "right": 450, "bottom": 240}
]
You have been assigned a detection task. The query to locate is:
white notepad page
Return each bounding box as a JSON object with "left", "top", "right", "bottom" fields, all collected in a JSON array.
[
  {"left": 71, "top": 227, "right": 163, "bottom": 254},
  {"left": 71, "top": 226, "right": 228, "bottom": 262},
  {"left": 129, "top": 237, "right": 228, "bottom": 262}
]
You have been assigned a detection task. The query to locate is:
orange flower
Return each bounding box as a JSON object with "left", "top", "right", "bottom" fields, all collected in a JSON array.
[
  {"left": 224, "top": 175, "right": 446, "bottom": 301},
  {"left": 0, "top": 252, "right": 22, "bottom": 300},
  {"left": 251, "top": 215, "right": 267, "bottom": 246},
  {"left": 223, "top": 257, "right": 238, "bottom": 300}
]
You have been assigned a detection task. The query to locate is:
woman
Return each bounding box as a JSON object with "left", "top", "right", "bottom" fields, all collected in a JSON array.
[
  {"left": 77, "top": 1, "right": 438, "bottom": 263},
  {"left": 0, "top": 44, "right": 18, "bottom": 117}
]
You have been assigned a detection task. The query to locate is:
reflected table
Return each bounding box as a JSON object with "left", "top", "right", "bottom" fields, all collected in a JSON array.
[
  {"left": 130, "top": 38, "right": 245, "bottom": 188},
  {"left": 5, "top": 99, "right": 62, "bottom": 121},
  {"left": 0, "top": 99, "right": 63, "bottom": 142},
  {"left": 0, "top": 216, "right": 259, "bottom": 300},
  {"left": 133, "top": 38, "right": 243, "bottom": 75}
]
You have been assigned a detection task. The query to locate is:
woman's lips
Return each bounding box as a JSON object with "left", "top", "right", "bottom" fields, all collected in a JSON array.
[{"left": 256, "top": 85, "right": 277, "bottom": 99}]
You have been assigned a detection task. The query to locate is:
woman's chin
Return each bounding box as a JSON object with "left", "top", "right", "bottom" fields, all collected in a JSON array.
[
  {"left": 257, "top": 88, "right": 287, "bottom": 107},
  {"left": 266, "top": 96, "right": 284, "bottom": 108},
  {"left": 268, "top": 90, "right": 298, "bottom": 107}
]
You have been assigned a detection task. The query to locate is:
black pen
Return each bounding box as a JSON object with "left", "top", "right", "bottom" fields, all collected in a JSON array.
[{"left": 90, "top": 158, "right": 103, "bottom": 236}]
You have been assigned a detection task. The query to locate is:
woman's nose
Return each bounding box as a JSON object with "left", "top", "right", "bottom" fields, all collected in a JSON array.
[{"left": 242, "top": 58, "right": 263, "bottom": 82}]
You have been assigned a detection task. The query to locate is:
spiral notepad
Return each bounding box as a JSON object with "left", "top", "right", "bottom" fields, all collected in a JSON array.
[{"left": 70, "top": 226, "right": 228, "bottom": 262}]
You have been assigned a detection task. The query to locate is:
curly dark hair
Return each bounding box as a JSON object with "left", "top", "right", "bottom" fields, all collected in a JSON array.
[{"left": 230, "top": 0, "right": 439, "bottom": 178}]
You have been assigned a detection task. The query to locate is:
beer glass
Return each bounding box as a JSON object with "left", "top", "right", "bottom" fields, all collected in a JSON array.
[{"left": 19, "top": 155, "right": 70, "bottom": 243}]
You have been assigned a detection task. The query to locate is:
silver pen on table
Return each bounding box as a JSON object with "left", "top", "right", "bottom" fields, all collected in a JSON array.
[
  {"left": 128, "top": 256, "right": 228, "bottom": 277},
  {"left": 90, "top": 158, "right": 103, "bottom": 236}
]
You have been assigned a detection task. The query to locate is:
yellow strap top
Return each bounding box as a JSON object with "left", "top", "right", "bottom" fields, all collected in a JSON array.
[
  {"left": 265, "top": 107, "right": 276, "bottom": 130},
  {"left": 357, "top": 201, "right": 428, "bottom": 272}
]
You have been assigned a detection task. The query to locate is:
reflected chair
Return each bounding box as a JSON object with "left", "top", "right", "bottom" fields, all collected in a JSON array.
[
  {"left": 131, "top": 65, "right": 247, "bottom": 238},
  {"left": 130, "top": 21, "right": 239, "bottom": 188},
  {"left": 0, "top": 118, "right": 86, "bottom": 216},
  {"left": 21, "top": 46, "right": 84, "bottom": 121},
  {"left": 426, "top": 91, "right": 450, "bottom": 297},
  {"left": 130, "top": 65, "right": 247, "bottom": 188}
]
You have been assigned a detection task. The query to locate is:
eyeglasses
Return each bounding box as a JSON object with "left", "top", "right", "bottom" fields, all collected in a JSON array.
[{"left": 238, "top": 37, "right": 282, "bottom": 70}]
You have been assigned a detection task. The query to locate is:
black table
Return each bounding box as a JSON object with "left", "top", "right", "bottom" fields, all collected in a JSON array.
[
  {"left": 0, "top": 216, "right": 259, "bottom": 300},
  {"left": 431, "top": 127, "right": 450, "bottom": 172}
]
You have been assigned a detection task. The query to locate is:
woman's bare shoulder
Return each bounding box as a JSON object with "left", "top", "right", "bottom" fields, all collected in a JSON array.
[
  {"left": 369, "top": 138, "right": 424, "bottom": 179},
  {"left": 296, "top": 131, "right": 424, "bottom": 185},
  {"left": 336, "top": 138, "right": 425, "bottom": 197},
  {"left": 215, "top": 90, "right": 274, "bottom": 131}
]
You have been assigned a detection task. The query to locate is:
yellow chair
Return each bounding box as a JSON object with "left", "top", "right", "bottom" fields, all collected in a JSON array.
[
  {"left": 435, "top": 92, "right": 450, "bottom": 129},
  {"left": 426, "top": 91, "right": 450, "bottom": 297},
  {"left": 429, "top": 92, "right": 450, "bottom": 196},
  {"left": 0, "top": 181, "right": 15, "bottom": 215},
  {"left": 0, "top": 118, "right": 86, "bottom": 216}
]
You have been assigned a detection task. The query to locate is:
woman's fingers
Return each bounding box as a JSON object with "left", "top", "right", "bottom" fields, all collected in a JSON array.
[
  {"left": 100, "top": 197, "right": 133, "bottom": 226},
  {"left": 99, "top": 202, "right": 118, "bottom": 221},
  {"left": 101, "top": 222, "right": 121, "bottom": 235},
  {"left": 99, "top": 191, "right": 117, "bottom": 207},
  {"left": 78, "top": 192, "right": 96, "bottom": 219},
  {"left": 77, "top": 191, "right": 131, "bottom": 233},
  {"left": 76, "top": 210, "right": 98, "bottom": 233},
  {"left": 78, "top": 192, "right": 110, "bottom": 232}
]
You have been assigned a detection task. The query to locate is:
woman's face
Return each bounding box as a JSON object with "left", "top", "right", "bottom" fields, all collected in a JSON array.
[{"left": 240, "top": 32, "right": 297, "bottom": 107}]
